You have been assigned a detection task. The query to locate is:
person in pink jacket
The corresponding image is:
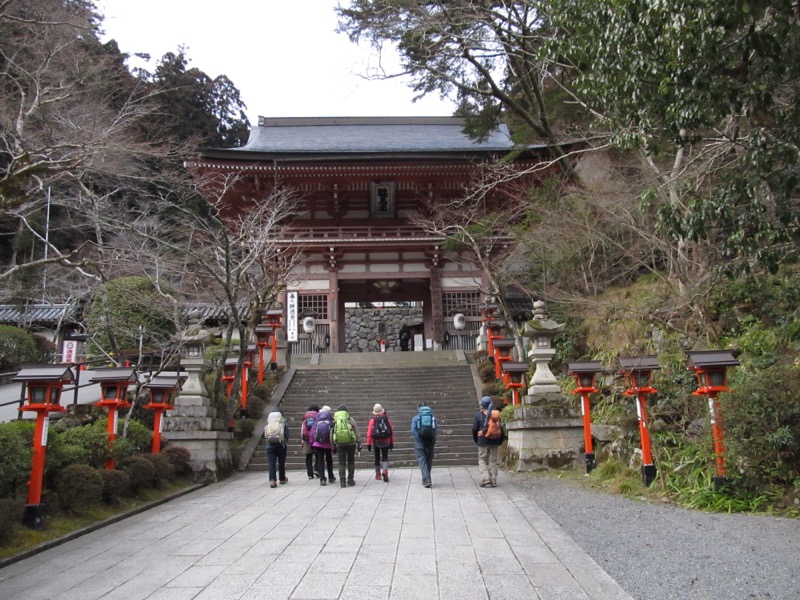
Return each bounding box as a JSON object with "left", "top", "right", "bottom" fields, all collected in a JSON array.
[
  {"left": 311, "top": 405, "right": 336, "bottom": 485},
  {"left": 365, "top": 403, "right": 395, "bottom": 482}
]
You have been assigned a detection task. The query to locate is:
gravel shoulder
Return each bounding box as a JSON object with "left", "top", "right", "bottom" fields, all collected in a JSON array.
[{"left": 510, "top": 472, "right": 800, "bottom": 600}]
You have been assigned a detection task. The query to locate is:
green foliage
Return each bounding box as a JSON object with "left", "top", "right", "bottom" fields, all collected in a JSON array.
[
  {"left": 477, "top": 361, "right": 496, "bottom": 383},
  {"left": 0, "top": 422, "right": 33, "bottom": 497},
  {"left": 85, "top": 276, "right": 177, "bottom": 358},
  {"left": 0, "top": 325, "right": 42, "bottom": 371},
  {"left": 722, "top": 364, "right": 800, "bottom": 488},
  {"left": 119, "top": 457, "right": 155, "bottom": 493},
  {"left": 121, "top": 417, "right": 153, "bottom": 453},
  {"left": 235, "top": 418, "right": 255, "bottom": 439},
  {"left": 139, "top": 453, "right": 174, "bottom": 488},
  {"left": 59, "top": 419, "right": 112, "bottom": 468},
  {"left": 56, "top": 464, "right": 104, "bottom": 512},
  {"left": 0, "top": 497, "right": 24, "bottom": 544},
  {"left": 162, "top": 445, "right": 192, "bottom": 476},
  {"left": 99, "top": 469, "right": 130, "bottom": 504}
]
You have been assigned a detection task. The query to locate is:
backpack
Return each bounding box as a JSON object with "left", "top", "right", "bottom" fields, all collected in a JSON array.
[
  {"left": 417, "top": 406, "right": 435, "bottom": 440},
  {"left": 301, "top": 410, "right": 317, "bottom": 442},
  {"left": 482, "top": 408, "right": 503, "bottom": 440},
  {"left": 332, "top": 410, "right": 357, "bottom": 444},
  {"left": 314, "top": 411, "right": 333, "bottom": 444},
  {"left": 372, "top": 415, "right": 392, "bottom": 440},
  {"left": 265, "top": 412, "right": 285, "bottom": 445}
]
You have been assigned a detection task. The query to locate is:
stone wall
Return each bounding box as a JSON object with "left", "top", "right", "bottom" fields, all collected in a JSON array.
[{"left": 344, "top": 307, "right": 423, "bottom": 352}]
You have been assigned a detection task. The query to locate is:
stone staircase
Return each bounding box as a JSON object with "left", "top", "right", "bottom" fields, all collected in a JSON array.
[{"left": 245, "top": 351, "right": 481, "bottom": 473}]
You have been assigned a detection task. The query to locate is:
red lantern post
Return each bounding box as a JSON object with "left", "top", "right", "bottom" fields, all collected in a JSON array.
[
  {"left": 501, "top": 361, "right": 529, "bottom": 406},
  {"left": 687, "top": 350, "right": 739, "bottom": 491},
  {"left": 254, "top": 325, "right": 272, "bottom": 384},
  {"left": 221, "top": 357, "right": 238, "bottom": 399},
  {"left": 493, "top": 339, "right": 515, "bottom": 380},
  {"left": 89, "top": 367, "right": 136, "bottom": 469},
  {"left": 265, "top": 308, "right": 283, "bottom": 372},
  {"left": 568, "top": 361, "right": 603, "bottom": 473},
  {"left": 12, "top": 366, "right": 74, "bottom": 529},
  {"left": 144, "top": 375, "right": 185, "bottom": 454},
  {"left": 619, "top": 356, "right": 660, "bottom": 486}
]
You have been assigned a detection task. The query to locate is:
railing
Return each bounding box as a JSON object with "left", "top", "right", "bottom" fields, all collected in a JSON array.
[{"left": 273, "top": 225, "right": 444, "bottom": 242}]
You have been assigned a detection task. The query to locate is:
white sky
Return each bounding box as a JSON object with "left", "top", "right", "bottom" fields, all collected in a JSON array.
[{"left": 97, "top": 0, "right": 456, "bottom": 125}]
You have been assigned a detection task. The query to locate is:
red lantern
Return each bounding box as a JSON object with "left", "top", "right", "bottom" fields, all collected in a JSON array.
[
  {"left": 90, "top": 367, "right": 136, "bottom": 469},
  {"left": 492, "top": 339, "right": 516, "bottom": 380},
  {"left": 144, "top": 375, "right": 185, "bottom": 454},
  {"left": 501, "top": 361, "right": 529, "bottom": 406},
  {"left": 619, "top": 355, "right": 660, "bottom": 486},
  {"left": 568, "top": 361, "right": 603, "bottom": 473}
]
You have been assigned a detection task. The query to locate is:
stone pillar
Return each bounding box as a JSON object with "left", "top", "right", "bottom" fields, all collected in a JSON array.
[
  {"left": 164, "top": 349, "right": 232, "bottom": 483},
  {"left": 504, "top": 301, "right": 584, "bottom": 471}
]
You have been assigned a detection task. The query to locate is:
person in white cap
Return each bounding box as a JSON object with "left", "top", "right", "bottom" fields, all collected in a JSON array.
[{"left": 366, "top": 403, "right": 395, "bottom": 482}]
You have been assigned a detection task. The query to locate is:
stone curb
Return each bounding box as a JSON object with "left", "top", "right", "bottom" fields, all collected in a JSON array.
[{"left": 0, "top": 483, "right": 206, "bottom": 570}]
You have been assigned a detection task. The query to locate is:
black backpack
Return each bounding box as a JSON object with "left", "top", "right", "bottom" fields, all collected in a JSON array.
[{"left": 372, "top": 415, "right": 392, "bottom": 439}]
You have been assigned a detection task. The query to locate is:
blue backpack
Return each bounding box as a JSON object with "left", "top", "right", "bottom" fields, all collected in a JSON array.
[{"left": 417, "top": 406, "right": 435, "bottom": 440}]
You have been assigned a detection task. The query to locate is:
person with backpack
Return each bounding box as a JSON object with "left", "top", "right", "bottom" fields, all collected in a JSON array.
[
  {"left": 365, "top": 403, "right": 394, "bottom": 482},
  {"left": 311, "top": 405, "right": 336, "bottom": 486},
  {"left": 332, "top": 404, "right": 361, "bottom": 488},
  {"left": 300, "top": 403, "right": 320, "bottom": 479},
  {"left": 472, "top": 396, "right": 504, "bottom": 487},
  {"left": 411, "top": 402, "right": 437, "bottom": 488},
  {"left": 264, "top": 408, "right": 290, "bottom": 488}
]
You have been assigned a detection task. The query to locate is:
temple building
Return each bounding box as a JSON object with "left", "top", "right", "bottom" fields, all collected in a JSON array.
[{"left": 187, "top": 116, "right": 550, "bottom": 354}]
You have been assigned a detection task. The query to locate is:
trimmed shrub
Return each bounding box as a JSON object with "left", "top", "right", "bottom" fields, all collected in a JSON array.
[
  {"left": 0, "top": 497, "right": 24, "bottom": 544},
  {"left": 60, "top": 420, "right": 112, "bottom": 468},
  {"left": 0, "top": 325, "right": 41, "bottom": 371},
  {"left": 100, "top": 469, "right": 130, "bottom": 504},
  {"left": 235, "top": 418, "right": 255, "bottom": 439},
  {"left": 120, "top": 456, "right": 155, "bottom": 492},
  {"left": 0, "top": 422, "right": 33, "bottom": 498},
  {"left": 162, "top": 445, "right": 192, "bottom": 476},
  {"left": 477, "top": 360, "right": 496, "bottom": 383},
  {"left": 140, "top": 453, "right": 174, "bottom": 488},
  {"left": 122, "top": 417, "right": 153, "bottom": 452},
  {"left": 57, "top": 464, "right": 103, "bottom": 511}
]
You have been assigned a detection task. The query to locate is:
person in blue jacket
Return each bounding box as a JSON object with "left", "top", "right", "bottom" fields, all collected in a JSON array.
[{"left": 411, "top": 402, "right": 437, "bottom": 488}]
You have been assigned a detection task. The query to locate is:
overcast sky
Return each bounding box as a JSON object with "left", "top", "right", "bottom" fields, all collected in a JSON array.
[{"left": 97, "top": 0, "right": 456, "bottom": 125}]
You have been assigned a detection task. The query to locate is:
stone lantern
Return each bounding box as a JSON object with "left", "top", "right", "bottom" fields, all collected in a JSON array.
[{"left": 523, "top": 301, "right": 566, "bottom": 395}]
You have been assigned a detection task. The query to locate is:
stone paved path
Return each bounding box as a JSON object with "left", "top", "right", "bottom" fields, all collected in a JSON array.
[{"left": 0, "top": 467, "right": 632, "bottom": 600}]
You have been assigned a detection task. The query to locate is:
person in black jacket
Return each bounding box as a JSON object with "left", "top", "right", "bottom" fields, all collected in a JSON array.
[{"left": 472, "top": 396, "right": 503, "bottom": 487}]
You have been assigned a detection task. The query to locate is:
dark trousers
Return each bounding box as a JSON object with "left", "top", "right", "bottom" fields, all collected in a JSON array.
[
  {"left": 337, "top": 444, "right": 356, "bottom": 482},
  {"left": 373, "top": 445, "right": 389, "bottom": 470},
  {"left": 315, "top": 447, "right": 335, "bottom": 481},
  {"left": 305, "top": 453, "right": 315, "bottom": 477},
  {"left": 267, "top": 444, "right": 287, "bottom": 482}
]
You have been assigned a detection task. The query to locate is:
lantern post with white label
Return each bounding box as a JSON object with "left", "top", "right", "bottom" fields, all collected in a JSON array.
[
  {"left": 89, "top": 367, "right": 136, "bottom": 469},
  {"left": 12, "top": 365, "right": 74, "bottom": 529},
  {"left": 144, "top": 375, "right": 185, "bottom": 454}
]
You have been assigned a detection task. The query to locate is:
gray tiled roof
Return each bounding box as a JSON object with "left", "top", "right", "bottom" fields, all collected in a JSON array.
[
  {"left": 0, "top": 304, "right": 79, "bottom": 327},
  {"left": 229, "top": 117, "right": 529, "bottom": 155}
]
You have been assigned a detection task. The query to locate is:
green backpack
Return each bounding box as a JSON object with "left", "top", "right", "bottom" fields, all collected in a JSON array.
[{"left": 332, "top": 410, "right": 357, "bottom": 444}]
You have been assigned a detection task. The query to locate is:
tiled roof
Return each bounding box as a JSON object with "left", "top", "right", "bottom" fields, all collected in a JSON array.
[
  {"left": 225, "top": 117, "right": 537, "bottom": 155},
  {"left": 0, "top": 304, "right": 80, "bottom": 327}
]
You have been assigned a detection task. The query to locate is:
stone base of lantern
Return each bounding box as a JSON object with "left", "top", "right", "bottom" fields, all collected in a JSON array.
[
  {"left": 162, "top": 430, "right": 233, "bottom": 484},
  {"left": 503, "top": 393, "right": 585, "bottom": 471}
]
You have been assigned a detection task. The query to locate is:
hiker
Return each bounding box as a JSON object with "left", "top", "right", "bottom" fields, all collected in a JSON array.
[
  {"left": 472, "top": 396, "right": 504, "bottom": 487},
  {"left": 264, "top": 408, "right": 290, "bottom": 488},
  {"left": 411, "top": 401, "right": 437, "bottom": 488},
  {"left": 311, "top": 405, "right": 336, "bottom": 485},
  {"left": 366, "top": 403, "right": 394, "bottom": 482},
  {"left": 332, "top": 404, "right": 361, "bottom": 487},
  {"left": 300, "top": 403, "right": 320, "bottom": 479}
]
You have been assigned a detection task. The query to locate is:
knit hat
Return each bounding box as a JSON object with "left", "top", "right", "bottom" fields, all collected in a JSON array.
[
  {"left": 373, "top": 403, "right": 385, "bottom": 415},
  {"left": 321, "top": 405, "right": 331, "bottom": 412},
  {"left": 337, "top": 404, "right": 348, "bottom": 411},
  {"left": 480, "top": 396, "right": 492, "bottom": 408}
]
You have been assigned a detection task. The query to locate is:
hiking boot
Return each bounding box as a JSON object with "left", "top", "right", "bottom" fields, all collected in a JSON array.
[
  {"left": 375, "top": 472, "right": 382, "bottom": 480},
  {"left": 382, "top": 470, "right": 389, "bottom": 483},
  {"left": 320, "top": 478, "right": 327, "bottom": 486},
  {"left": 279, "top": 478, "right": 288, "bottom": 485},
  {"left": 308, "top": 474, "right": 315, "bottom": 480},
  {"left": 423, "top": 480, "right": 432, "bottom": 488},
  {"left": 490, "top": 481, "right": 497, "bottom": 487},
  {"left": 340, "top": 480, "right": 347, "bottom": 488},
  {"left": 480, "top": 480, "right": 492, "bottom": 487},
  {"left": 329, "top": 476, "right": 336, "bottom": 483},
  {"left": 347, "top": 479, "right": 355, "bottom": 487},
  {"left": 269, "top": 480, "right": 277, "bottom": 488}
]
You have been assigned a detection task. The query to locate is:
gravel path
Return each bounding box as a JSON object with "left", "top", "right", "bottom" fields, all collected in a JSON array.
[{"left": 511, "top": 472, "right": 800, "bottom": 600}]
